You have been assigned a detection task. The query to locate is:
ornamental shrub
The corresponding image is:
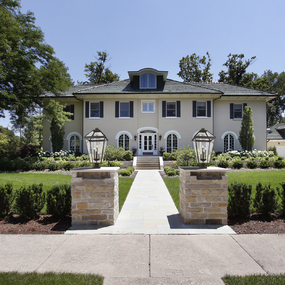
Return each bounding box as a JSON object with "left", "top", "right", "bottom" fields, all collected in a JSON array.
[
  {"left": 46, "top": 184, "right": 71, "bottom": 217},
  {"left": 163, "top": 152, "right": 172, "bottom": 161},
  {"left": 123, "top": 150, "right": 133, "bottom": 161},
  {"left": 119, "top": 166, "right": 135, "bottom": 176},
  {"left": 104, "top": 145, "right": 125, "bottom": 161},
  {"left": 0, "top": 183, "right": 13, "bottom": 219},
  {"left": 61, "top": 161, "right": 76, "bottom": 170},
  {"left": 14, "top": 184, "right": 45, "bottom": 219},
  {"left": 246, "top": 159, "right": 258, "bottom": 169},
  {"left": 259, "top": 158, "right": 271, "bottom": 169},
  {"left": 164, "top": 166, "right": 177, "bottom": 176},
  {"left": 100, "top": 160, "right": 124, "bottom": 167},
  {"left": 228, "top": 182, "right": 252, "bottom": 219},
  {"left": 274, "top": 158, "right": 285, "bottom": 169},
  {"left": 279, "top": 182, "right": 285, "bottom": 216},
  {"left": 217, "top": 159, "right": 229, "bottom": 168},
  {"left": 231, "top": 158, "right": 244, "bottom": 169},
  {"left": 253, "top": 183, "right": 279, "bottom": 215}
]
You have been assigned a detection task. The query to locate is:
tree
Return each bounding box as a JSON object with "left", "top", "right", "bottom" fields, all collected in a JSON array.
[
  {"left": 0, "top": 0, "right": 73, "bottom": 122},
  {"left": 218, "top": 54, "right": 256, "bottom": 85},
  {"left": 44, "top": 100, "right": 71, "bottom": 152},
  {"left": 239, "top": 106, "right": 255, "bottom": 151},
  {"left": 0, "top": 126, "right": 20, "bottom": 158},
  {"left": 84, "top": 51, "right": 119, "bottom": 84},
  {"left": 177, "top": 52, "right": 213, "bottom": 82}
]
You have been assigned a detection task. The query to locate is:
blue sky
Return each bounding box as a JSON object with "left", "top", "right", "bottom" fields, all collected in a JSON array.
[{"left": 1, "top": 0, "right": 285, "bottom": 129}]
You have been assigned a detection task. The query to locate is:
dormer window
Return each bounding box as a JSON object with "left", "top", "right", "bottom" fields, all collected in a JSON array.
[{"left": 140, "top": 73, "right": 156, "bottom": 89}]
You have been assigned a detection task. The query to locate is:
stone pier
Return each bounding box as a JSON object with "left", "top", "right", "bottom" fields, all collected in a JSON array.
[
  {"left": 179, "top": 167, "right": 228, "bottom": 225},
  {"left": 71, "top": 167, "right": 119, "bottom": 226}
]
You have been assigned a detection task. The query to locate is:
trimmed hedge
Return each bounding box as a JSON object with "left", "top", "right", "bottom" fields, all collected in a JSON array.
[{"left": 119, "top": 166, "right": 135, "bottom": 176}]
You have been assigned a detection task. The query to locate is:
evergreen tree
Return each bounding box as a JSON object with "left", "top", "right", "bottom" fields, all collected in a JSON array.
[
  {"left": 44, "top": 100, "right": 71, "bottom": 152},
  {"left": 239, "top": 106, "right": 255, "bottom": 151}
]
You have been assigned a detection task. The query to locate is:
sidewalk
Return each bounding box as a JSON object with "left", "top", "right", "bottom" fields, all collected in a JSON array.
[
  {"left": 67, "top": 170, "right": 235, "bottom": 235},
  {"left": 0, "top": 234, "right": 285, "bottom": 284}
]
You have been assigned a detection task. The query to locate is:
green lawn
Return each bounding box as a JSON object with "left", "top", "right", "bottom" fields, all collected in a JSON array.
[
  {"left": 0, "top": 173, "right": 72, "bottom": 191},
  {"left": 0, "top": 272, "right": 103, "bottom": 285},
  {"left": 0, "top": 173, "right": 133, "bottom": 212},
  {"left": 163, "top": 170, "right": 285, "bottom": 211},
  {"left": 222, "top": 274, "right": 285, "bottom": 285}
]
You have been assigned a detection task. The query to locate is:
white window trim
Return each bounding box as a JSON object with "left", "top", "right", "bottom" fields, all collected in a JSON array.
[
  {"left": 89, "top": 102, "right": 101, "bottom": 119},
  {"left": 115, "top": 131, "right": 132, "bottom": 150},
  {"left": 166, "top": 102, "right": 177, "bottom": 118},
  {"left": 141, "top": 100, "right": 155, "bottom": 113},
  {"left": 221, "top": 131, "right": 238, "bottom": 140},
  {"left": 233, "top": 103, "right": 243, "bottom": 120},
  {"left": 165, "top": 133, "right": 179, "bottom": 153},
  {"left": 196, "top": 101, "right": 207, "bottom": 118},
  {"left": 140, "top": 73, "right": 157, "bottom": 89},
  {"left": 164, "top": 130, "right": 181, "bottom": 140},
  {"left": 66, "top": 132, "right": 82, "bottom": 153}
]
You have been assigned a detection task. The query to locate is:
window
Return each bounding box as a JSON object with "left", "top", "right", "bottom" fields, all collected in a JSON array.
[
  {"left": 197, "top": 102, "right": 206, "bottom": 117},
  {"left": 64, "top": 105, "right": 74, "bottom": 120},
  {"left": 142, "top": 100, "right": 155, "bottom": 113},
  {"left": 192, "top": 101, "right": 211, "bottom": 117},
  {"left": 167, "top": 133, "right": 178, "bottom": 153},
  {"left": 118, "top": 134, "right": 130, "bottom": 150},
  {"left": 224, "top": 134, "right": 235, "bottom": 152},
  {"left": 162, "top": 101, "right": 181, "bottom": 118},
  {"left": 85, "top": 101, "right": 103, "bottom": 118},
  {"left": 70, "top": 135, "right": 80, "bottom": 153},
  {"left": 90, "top": 102, "right": 100, "bottom": 117},
  {"left": 115, "top": 101, "right": 134, "bottom": 118},
  {"left": 230, "top": 103, "right": 247, "bottom": 119},
  {"left": 140, "top": 73, "right": 156, "bottom": 89}
]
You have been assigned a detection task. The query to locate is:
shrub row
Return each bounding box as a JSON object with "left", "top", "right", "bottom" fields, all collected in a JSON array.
[
  {"left": 119, "top": 166, "right": 135, "bottom": 176},
  {"left": 0, "top": 183, "right": 71, "bottom": 220},
  {"left": 228, "top": 182, "right": 285, "bottom": 219},
  {"left": 164, "top": 166, "right": 179, "bottom": 176}
]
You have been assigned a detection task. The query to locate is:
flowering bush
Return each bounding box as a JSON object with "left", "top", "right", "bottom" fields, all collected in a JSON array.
[
  {"left": 38, "top": 150, "right": 74, "bottom": 158},
  {"left": 226, "top": 149, "right": 274, "bottom": 158}
]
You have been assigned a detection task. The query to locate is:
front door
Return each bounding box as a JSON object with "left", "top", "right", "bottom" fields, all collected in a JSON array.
[{"left": 138, "top": 133, "right": 157, "bottom": 155}]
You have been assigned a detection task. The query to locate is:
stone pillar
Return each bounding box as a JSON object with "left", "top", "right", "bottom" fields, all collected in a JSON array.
[
  {"left": 179, "top": 167, "right": 228, "bottom": 225},
  {"left": 71, "top": 167, "right": 119, "bottom": 226}
]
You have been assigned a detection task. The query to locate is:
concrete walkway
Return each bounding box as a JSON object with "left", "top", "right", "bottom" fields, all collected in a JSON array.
[
  {"left": 0, "top": 234, "right": 285, "bottom": 284},
  {"left": 67, "top": 170, "right": 235, "bottom": 235}
]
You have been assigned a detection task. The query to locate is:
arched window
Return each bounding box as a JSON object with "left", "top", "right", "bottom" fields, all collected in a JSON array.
[
  {"left": 70, "top": 135, "right": 80, "bottom": 153},
  {"left": 119, "top": 134, "right": 130, "bottom": 150},
  {"left": 167, "top": 134, "right": 178, "bottom": 153},
  {"left": 224, "top": 134, "right": 235, "bottom": 152}
]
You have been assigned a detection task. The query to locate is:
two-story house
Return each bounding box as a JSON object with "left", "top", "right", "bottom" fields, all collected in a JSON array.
[{"left": 42, "top": 68, "right": 276, "bottom": 155}]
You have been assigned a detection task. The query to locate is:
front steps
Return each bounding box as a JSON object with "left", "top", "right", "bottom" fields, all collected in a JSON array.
[{"left": 135, "top": 156, "right": 160, "bottom": 170}]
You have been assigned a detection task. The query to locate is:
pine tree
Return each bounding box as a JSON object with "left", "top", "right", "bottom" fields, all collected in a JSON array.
[{"left": 239, "top": 106, "right": 255, "bottom": 151}]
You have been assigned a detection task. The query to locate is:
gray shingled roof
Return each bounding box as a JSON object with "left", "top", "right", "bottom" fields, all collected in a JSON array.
[
  {"left": 74, "top": 79, "right": 222, "bottom": 95},
  {"left": 40, "top": 79, "right": 277, "bottom": 98},
  {"left": 267, "top": 123, "right": 285, "bottom": 140}
]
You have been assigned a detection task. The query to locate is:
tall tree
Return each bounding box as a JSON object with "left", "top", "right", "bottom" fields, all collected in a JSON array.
[
  {"left": 239, "top": 106, "right": 255, "bottom": 151},
  {"left": 218, "top": 54, "right": 256, "bottom": 85},
  {"left": 84, "top": 51, "right": 119, "bottom": 84},
  {"left": 44, "top": 100, "right": 71, "bottom": 152},
  {"left": 178, "top": 52, "right": 213, "bottom": 82},
  {"left": 0, "top": 0, "right": 73, "bottom": 122}
]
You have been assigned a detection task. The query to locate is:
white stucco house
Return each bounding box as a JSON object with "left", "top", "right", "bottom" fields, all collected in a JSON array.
[{"left": 41, "top": 68, "right": 276, "bottom": 155}]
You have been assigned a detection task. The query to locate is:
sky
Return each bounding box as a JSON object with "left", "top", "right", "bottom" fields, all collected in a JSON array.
[{"left": 1, "top": 0, "right": 285, "bottom": 129}]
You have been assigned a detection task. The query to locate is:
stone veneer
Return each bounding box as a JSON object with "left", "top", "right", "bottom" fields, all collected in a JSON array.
[
  {"left": 179, "top": 167, "right": 228, "bottom": 225},
  {"left": 71, "top": 167, "right": 119, "bottom": 226}
]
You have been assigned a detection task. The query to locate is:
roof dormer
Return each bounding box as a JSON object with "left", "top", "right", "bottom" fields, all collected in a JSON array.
[{"left": 128, "top": 68, "right": 168, "bottom": 90}]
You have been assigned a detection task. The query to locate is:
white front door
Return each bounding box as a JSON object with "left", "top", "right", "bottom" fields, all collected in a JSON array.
[{"left": 138, "top": 133, "right": 157, "bottom": 155}]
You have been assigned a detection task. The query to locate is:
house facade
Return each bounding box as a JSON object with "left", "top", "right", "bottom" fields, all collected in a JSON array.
[
  {"left": 42, "top": 68, "right": 276, "bottom": 155},
  {"left": 267, "top": 123, "right": 285, "bottom": 157}
]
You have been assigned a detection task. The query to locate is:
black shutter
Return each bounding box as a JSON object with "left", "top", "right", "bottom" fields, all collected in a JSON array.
[
  {"left": 100, "top": 101, "right": 104, "bottom": 118},
  {"left": 207, "top": 101, "right": 211, "bottom": 117},
  {"left": 193, "top": 101, "right": 196, "bottom": 117},
  {"left": 176, "top": 101, "right": 181, "bottom": 117},
  {"left": 130, "top": 101, "right": 134, "bottom": 117},
  {"left": 230, "top": 103, "right": 234, "bottom": 119},
  {"left": 85, "top": 101, "right": 89, "bottom": 118},
  {"left": 157, "top": 75, "right": 164, "bottom": 90},
  {"left": 115, "top": 101, "right": 119, "bottom": 118},
  {"left": 162, "top": 101, "right": 166, "bottom": 117},
  {"left": 243, "top": 103, "right": 247, "bottom": 110},
  {"left": 133, "top": 76, "right": 139, "bottom": 89}
]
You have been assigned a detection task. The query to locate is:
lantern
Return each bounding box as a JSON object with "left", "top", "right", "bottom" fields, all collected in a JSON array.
[
  {"left": 192, "top": 128, "right": 216, "bottom": 168},
  {"left": 84, "top": 128, "right": 108, "bottom": 168}
]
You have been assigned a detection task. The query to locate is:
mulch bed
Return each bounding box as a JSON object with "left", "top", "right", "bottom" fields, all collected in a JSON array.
[{"left": 0, "top": 213, "right": 285, "bottom": 235}]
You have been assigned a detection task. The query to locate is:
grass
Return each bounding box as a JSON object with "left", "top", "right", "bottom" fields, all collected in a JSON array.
[
  {"left": 163, "top": 170, "right": 285, "bottom": 210},
  {"left": 0, "top": 173, "right": 72, "bottom": 191},
  {"left": 0, "top": 272, "right": 103, "bottom": 285},
  {"left": 222, "top": 274, "right": 285, "bottom": 284},
  {"left": 119, "top": 178, "right": 134, "bottom": 211},
  {"left": 0, "top": 173, "right": 133, "bottom": 213}
]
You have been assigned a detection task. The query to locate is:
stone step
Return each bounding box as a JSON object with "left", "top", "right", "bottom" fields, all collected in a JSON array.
[{"left": 136, "top": 156, "right": 160, "bottom": 170}]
